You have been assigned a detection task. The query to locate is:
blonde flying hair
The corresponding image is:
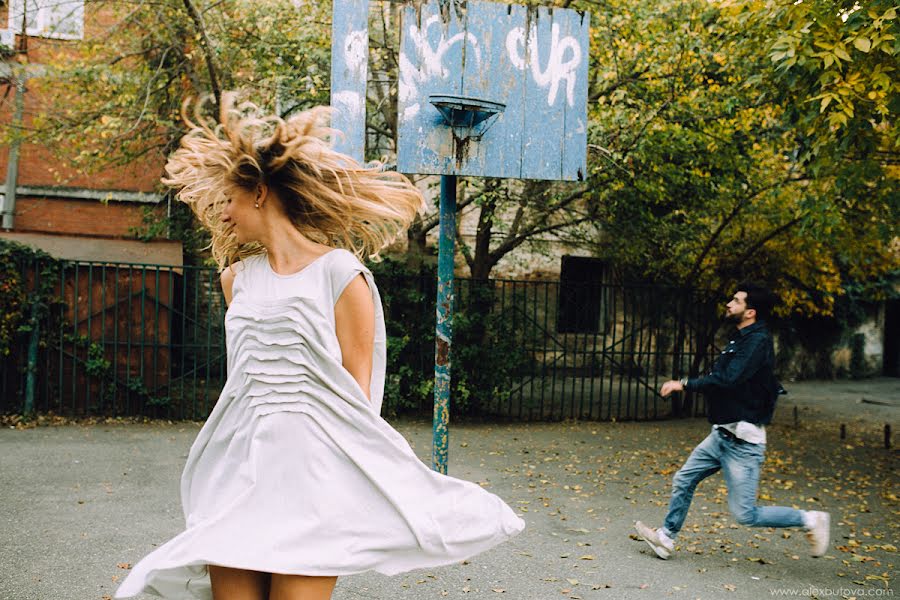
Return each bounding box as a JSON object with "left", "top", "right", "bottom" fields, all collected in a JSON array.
[{"left": 163, "top": 93, "right": 424, "bottom": 269}]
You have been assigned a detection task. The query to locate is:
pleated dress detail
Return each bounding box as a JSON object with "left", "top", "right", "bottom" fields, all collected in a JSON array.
[{"left": 116, "top": 249, "right": 525, "bottom": 599}]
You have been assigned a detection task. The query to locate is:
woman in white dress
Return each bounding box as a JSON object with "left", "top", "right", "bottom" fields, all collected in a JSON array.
[{"left": 115, "top": 94, "right": 524, "bottom": 600}]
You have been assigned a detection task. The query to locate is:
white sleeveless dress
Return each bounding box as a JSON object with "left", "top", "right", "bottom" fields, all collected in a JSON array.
[{"left": 116, "top": 249, "right": 525, "bottom": 599}]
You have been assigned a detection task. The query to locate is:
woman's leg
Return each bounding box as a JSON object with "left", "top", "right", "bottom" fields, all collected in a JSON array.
[
  {"left": 269, "top": 575, "right": 338, "bottom": 600},
  {"left": 209, "top": 565, "right": 271, "bottom": 600}
]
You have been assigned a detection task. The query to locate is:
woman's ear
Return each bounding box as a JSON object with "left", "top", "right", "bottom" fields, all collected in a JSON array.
[{"left": 256, "top": 183, "right": 268, "bottom": 208}]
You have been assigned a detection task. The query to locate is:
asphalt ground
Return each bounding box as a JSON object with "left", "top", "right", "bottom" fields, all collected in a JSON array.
[{"left": 1, "top": 379, "right": 897, "bottom": 600}]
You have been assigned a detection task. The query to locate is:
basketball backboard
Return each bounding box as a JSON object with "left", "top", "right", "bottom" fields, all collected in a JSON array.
[{"left": 396, "top": 0, "right": 589, "bottom": 181}]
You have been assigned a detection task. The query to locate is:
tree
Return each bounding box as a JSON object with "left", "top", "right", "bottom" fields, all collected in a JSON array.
[
  {"left": 8, "top": 0, "right": 896, "bottom": 301},
  {"left": 23, "top": 0, "right": 332, "bottom": 173},
  {"left": 3, "top": 0, "right": 333, "bottom": 261},
  {"left": 763, "top": 0, "right": 898, "bottom": 163},
  {"left": 566, "top": 0, "right": 898, "bottom": 316}
]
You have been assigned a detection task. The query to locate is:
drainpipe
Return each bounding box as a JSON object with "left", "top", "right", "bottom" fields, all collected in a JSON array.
[{"left": 2, "top": 68, "right": 25, "bottom": 230}]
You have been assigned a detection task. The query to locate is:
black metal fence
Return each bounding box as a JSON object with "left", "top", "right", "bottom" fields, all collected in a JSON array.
[
  {"left": 484, "top": 279, "right": 716, "bottom": 420},
  {"left": 2, "top": 258, "right": 718, "bottom": 421}
]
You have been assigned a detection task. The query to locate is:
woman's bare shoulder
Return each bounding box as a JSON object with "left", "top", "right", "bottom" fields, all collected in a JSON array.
[{"left": 220, "top": 261, "right": 246, "bottom": 305}]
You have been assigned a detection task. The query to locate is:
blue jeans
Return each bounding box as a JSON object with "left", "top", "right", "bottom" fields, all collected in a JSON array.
[{"left": 661, "top": 428, "right": 804, "bottom": 539}]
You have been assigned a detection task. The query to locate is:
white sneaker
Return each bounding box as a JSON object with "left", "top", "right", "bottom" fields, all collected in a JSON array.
[
  {"left": 634, "top": 521, "right": 675, "bottom": 559},
  {"left": 805, "top": 511, "right": 830, "bottom": 557}
]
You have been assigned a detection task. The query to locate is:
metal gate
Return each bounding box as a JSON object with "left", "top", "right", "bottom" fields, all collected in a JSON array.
[{"left": 2, "top": 258, "right": 718, "bottom": 420}]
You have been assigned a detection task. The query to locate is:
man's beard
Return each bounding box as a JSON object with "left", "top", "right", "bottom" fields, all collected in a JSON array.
[{"left": 725, "top": 310, "right": 743, "bottom": 322}]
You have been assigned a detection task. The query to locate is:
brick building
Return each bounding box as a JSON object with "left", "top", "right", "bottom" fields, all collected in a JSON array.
[
  {"left": 0, "top": 1, "right": 185, "bottom": 415},
  {"left": 0, "top": 0, "right": 180, "bottom": 265}
]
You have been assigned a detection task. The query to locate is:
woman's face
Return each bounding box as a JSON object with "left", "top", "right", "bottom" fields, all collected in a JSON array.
[{"left": 221, "top": 184, "right": 262, "bottom": 244}]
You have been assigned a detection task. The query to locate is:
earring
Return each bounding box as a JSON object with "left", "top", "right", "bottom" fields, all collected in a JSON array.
[{"left": 255, "top": 201, "right": 260, "bottom": 209}]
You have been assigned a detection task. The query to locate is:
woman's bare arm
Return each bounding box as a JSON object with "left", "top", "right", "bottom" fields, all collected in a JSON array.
[
  {"left": 220, "top": 266, "right": 236, "bottom": 306},
  {"left": 334, "top": 274, "right": 375, "bottom": 401}
]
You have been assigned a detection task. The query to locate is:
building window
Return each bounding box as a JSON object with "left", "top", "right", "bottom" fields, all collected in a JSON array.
[
  {"left": 8, "top": 0, "right": 84, "bottom": 41},
  {"left": 557, "top": 255, "right": 607, "bottom": 334}
]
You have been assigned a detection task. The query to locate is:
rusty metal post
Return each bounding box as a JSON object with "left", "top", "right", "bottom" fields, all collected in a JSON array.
[{"left": 432, "top": 174, "right": 456, "bottom": 474}]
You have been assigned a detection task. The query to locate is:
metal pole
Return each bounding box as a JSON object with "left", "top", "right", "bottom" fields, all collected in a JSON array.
[
  {"left": 23, "top": 299, "right": 39, "bottom": 416},
  {"left": 432, "top": 174, "right": 456, "bottom": 474},
  {"left": 2, "top": 69, "right": 25, "bottom": 230}
]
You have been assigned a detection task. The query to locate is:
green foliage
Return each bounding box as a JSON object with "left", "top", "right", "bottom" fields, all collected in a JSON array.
[
  {"left": 1, "top": 242, "right": 174, "bottom": 414},
  {"left": 131, "top": 199, "right": 212, "bottom": 265},
  {"left": 0, "top": 248, "right": 26, "bottom": 357},
  {"left": 370, "top": 259, "right": 531, "bottom": 417},
  {"left": 61, "top": 331, "right": 171, "bottom": 413},
  {"left": 7, "top": 0, "right": 896, "bottom": 319},
  {"left": 370, "top": 259, "right": 437, "bottom": 414},
  {"left": 10, "top": 0, "right": 334, "bottom": 263},
  {"left": 0, "top": 239, "right": 64, "bottom": 357},
  {"left": 763, "top": 1, "right": 898, "bottom": 157},
  {"left": 18, "top": 0, "right": 332, "bottom": 176},
  {"left": 570, "top": 0, "right": 899, "bottom": 317}
]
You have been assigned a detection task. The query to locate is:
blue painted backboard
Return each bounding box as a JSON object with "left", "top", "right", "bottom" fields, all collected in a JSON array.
[
  {"left": 330, "top": 0, "right": 369, "bottom": 161},
  {"left": 396, "top": 0, "right": 589, "bottom": 181}
]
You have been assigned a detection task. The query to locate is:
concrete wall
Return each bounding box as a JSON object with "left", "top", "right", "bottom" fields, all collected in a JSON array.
[{"left": 775, "top": 302, "right": 890, "bottom": 380}]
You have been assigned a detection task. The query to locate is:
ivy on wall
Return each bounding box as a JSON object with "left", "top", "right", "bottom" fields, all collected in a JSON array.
[{"left": 0, "top": 239, "right": 63, "bottom": 357}]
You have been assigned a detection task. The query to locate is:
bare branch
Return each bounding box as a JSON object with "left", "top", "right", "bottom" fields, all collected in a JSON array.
[
  {"left": 492, "top": 216, "right": 593, "bottom": 259},
  {"left": 728, "top": 215, "right": 806, "bottom": 272},
  {"left": 687, "top": 174, "right": 807, "bottom": 282},
  {"left": 182, "top": 0, "right": 221, "bottom": 109}
]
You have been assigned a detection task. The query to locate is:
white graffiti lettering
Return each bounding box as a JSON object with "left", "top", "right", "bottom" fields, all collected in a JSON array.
[
  {"left": 398, "top": 15, "right": 482, "bottom": 119},
  {"left": 343, "top": 29, "right": 368, "bottom": 79},
  {"left": 506, "top": 23, "right": 581, "bottom": 107},
  {"left": 332, "top": 90, "right": 364, "bottom": 122}
]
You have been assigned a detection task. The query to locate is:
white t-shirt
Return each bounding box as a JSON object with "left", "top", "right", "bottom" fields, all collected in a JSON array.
[{"left": 714, "top": 421, "right": 767, "bottom": 444}]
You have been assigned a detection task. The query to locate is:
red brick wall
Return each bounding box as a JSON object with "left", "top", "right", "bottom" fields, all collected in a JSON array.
[
  {"left": 13, "top": 196, "right": 164, "bottom": 237},
  {"left": 0, "top": 3, "right": 167, "bottom": 193}
]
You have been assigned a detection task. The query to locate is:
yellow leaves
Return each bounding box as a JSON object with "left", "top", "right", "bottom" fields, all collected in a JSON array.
[
  {"left": 833, "top": 45, "right": 852, "bottom": 62},
  {"left": 853, "top": 37, "right": 872, "bottom": 53}
]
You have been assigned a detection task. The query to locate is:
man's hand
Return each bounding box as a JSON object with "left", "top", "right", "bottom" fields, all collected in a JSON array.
[{"left": 660, "top": 380, "right": 685, "bottom": 397}]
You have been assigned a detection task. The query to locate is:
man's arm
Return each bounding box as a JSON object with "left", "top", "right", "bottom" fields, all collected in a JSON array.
[
  {"left": 686, "top": 335, "right": 768, "bottom": 391},
  {"left": 660, "top": 334, "right": 768, "bottom": 397}
]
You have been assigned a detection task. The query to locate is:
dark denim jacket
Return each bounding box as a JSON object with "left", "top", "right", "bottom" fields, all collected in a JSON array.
[{"left": 685, "top": 322, "right": 781, "bottom": 425}]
